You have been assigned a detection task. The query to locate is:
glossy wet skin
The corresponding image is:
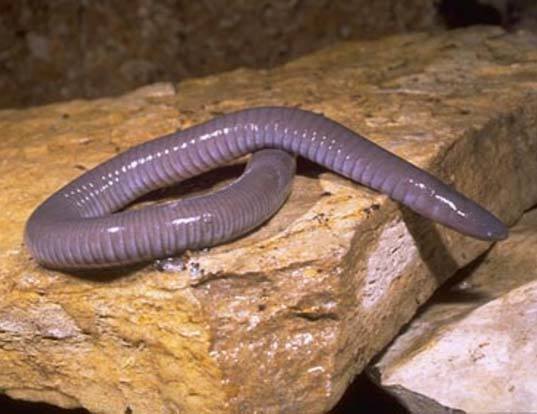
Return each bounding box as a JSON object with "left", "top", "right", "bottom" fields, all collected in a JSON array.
[{"left": 24, "top": 107, "right": 508, "bottom": 270}]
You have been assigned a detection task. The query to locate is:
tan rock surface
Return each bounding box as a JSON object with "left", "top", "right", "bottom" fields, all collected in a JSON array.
[
  {"left": 1, "top": 27, "right": 537, "bottom": 413},
  {"left": 370, "top": 209, "right": 537, "bottom": 413}
]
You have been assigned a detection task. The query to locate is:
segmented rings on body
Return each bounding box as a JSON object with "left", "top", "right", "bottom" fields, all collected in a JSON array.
[{"left": 24, "top": 107, "right": 508, "bottom": 269}]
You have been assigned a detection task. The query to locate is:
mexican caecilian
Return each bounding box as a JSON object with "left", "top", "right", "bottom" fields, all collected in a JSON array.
[{"left": 25, "top": 107, "right": 508, "bottom": 269}]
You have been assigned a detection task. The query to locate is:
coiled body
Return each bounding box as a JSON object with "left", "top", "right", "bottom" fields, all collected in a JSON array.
[{"left": 25, "top": 107, "right": 507, "bottom": 269}]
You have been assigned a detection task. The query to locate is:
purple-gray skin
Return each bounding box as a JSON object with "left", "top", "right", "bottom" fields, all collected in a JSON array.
[{"left": 24, "top": 107, "right": 508, "bottom": 270}]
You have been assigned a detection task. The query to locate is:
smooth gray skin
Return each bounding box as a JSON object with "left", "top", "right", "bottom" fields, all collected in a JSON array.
[{"left": 24, "top": 107, "right": 508, "bottom": 270}]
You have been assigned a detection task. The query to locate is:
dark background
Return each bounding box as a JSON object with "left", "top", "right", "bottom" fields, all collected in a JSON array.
[{"left": 1, "top": 0, "right": 535, "bottom": 110}]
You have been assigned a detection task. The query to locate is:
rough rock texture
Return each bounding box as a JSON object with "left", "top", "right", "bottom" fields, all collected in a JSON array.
[
  {"left": 0, "top": 0, "right": 439, "bottom": 109},
  {"left": 1, "top": 27, "right": 537, "bottom": 414},
  {"left": 369, "top": 208, "right": 537, "bottom": 413}
]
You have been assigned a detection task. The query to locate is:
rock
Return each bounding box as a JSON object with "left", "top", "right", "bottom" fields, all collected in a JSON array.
[
  {"left": 369, "top": 208, "right": 537, "bottom": 413},
  {"left": 0, "top": 0, "right": 439, "bottom": 109},
  {"left": 1, "top": 27, "right": 537, "bottom": 414}
]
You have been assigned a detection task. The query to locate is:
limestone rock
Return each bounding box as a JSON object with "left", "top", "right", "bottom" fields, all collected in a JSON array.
[
  {"left": 370, "top": 208, "right": 537, "bottom": 413},
  {"left": 1, "top": 27, "right": 537, "bottom": 413}
]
